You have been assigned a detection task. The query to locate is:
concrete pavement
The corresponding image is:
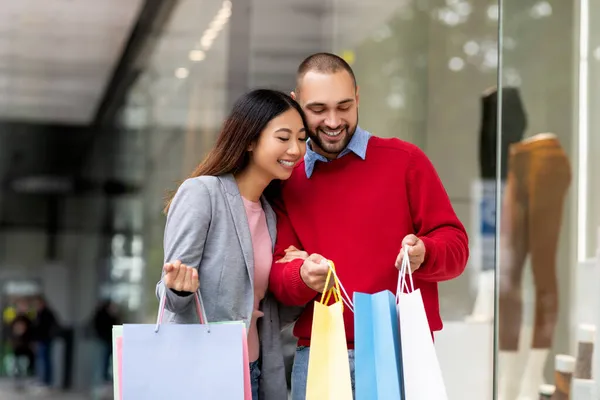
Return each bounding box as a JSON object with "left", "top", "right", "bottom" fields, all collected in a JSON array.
[{"left": 0, "top": 379, "right": 93, "bottom": 399}]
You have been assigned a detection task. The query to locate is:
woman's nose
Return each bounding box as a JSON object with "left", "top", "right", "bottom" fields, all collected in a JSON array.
[{"left": 287, "top": 141, "right": 301, "bottom": 156}]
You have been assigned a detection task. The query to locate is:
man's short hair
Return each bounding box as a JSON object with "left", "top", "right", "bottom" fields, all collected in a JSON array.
[{"left": 296, "top": 52, "right": 357, "bottom": 92}]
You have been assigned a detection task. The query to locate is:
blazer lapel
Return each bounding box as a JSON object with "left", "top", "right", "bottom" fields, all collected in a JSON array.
[{"left": 217, "top": 174, "right": 255, "bottom": 283}]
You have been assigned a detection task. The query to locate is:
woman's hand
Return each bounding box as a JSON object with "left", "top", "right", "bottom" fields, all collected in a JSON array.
[
  {"left": 163, "top": 260, "right": 199, "bottom": 292},
  {"left": 275, "top": 245, "right": 309, "bottom": 264}
]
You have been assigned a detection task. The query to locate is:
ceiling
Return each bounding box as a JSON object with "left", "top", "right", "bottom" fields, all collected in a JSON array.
[
  {"left": 0, "top": 0, "right": 144, "bottom": 125},
  {"left": 124, "top": 0, "right": 230, "bottom": 130},
  {"left": 0, "top": 0, "right": 465, "bottom": 128},
  {"left": 124, "top": 0, "right": 408, "bottom": 130}
]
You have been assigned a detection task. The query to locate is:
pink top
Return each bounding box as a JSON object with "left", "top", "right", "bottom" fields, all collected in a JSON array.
[{"left": 242, "top": 197, "right": 273, "bottom": 362}]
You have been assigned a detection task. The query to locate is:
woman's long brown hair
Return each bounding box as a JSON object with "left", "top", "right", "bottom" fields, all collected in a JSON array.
[{"left": 163, "top": 89, "right": 307, "bottom": 214}]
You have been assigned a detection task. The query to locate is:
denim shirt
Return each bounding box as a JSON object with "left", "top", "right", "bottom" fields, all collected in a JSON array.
[{"left": 304, "top": 126, "right": 371, "bottom": 178}]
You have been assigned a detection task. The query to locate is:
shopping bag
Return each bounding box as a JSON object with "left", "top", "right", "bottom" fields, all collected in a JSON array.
[
  {"left": 240, "top": 324, "right": 252, "bottom": 400},
  {"left": 354, "top": 290, "right": 405, "bottom": 400},
  {"left": 306, "top": 261, "right": 353, "bottom": 400},
  {"left": 111, "top": 326, "right": 123, "bottom": 400},
  {"left": 397, "top": 247, "right": 448, "bottom": 400},
  {"left": 117, "top": 290, "right": 251, "bottom": 400}
]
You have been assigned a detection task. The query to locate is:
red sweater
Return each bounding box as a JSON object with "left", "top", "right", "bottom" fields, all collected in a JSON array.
[{"left": 269, "top": 136, "right": 469, "bottom": 347}]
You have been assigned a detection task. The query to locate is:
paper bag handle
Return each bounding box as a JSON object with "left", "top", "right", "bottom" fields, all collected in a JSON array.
[
  {"left": 155, "top": 288, "right": 208, "bottom": 333},
  {"left": 320, "top": 260, "right": 354, "bottom": 313},
  {"left": 395, "top": 245, "right": 415, "bottom": 303}
]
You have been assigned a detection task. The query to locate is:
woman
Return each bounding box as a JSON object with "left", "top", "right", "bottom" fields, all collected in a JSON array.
[{"left": 156, "top": 89, "right": 307, "bottom": 400}]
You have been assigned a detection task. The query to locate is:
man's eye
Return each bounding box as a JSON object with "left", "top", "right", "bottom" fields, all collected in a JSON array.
[{"left": 311, "top": 109, "right": 324, "bottom": 114}]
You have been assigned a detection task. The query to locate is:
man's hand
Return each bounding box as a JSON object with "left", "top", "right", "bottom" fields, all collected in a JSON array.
[
  {"left": 275, "top": 246, "right": 309, "bottom": 264},
  {"left": 300, "top": 253, "right": 333, "bottom": 293},
  {"left": 163, "top": 260, "right": 199, "bottom": 292},
  {"left": 395, "top": 234, "right": 426, "bottom": 273}
]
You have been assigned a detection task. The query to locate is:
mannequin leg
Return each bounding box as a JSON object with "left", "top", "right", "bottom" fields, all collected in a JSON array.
[
  {"left": 498, "top": 163, "right": 530, "bottom": 400},
  {"left": 517, "top": 348, "right": 549, "bottom": 400},
  {"left": 499, "top": 324, "right": 532, "bottom": 400},
  {"left": 466, "top": 270, "right": 495, "bottom": 322},
  {"left": 499, "top": 351, "right": 522, "bottom": 400},
  {"left": 516, "top": 143, "right": 570, "bottom": 399},
  {"left": 499, "top": 167, "right": 529, "bottom": 352},
  {"left": 528, "top": 149, "right": 571, "bottom": 350},
  {"left": 468, "top": 180, "right": 509, "bottom": 322}
]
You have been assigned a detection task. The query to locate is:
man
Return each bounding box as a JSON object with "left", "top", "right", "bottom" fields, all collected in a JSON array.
[
  {"left": 268, "top": 52, "right": 469, "bottom": 399},
  {"left": 32, "top": 295, "right": 59, "bottom": 390}
]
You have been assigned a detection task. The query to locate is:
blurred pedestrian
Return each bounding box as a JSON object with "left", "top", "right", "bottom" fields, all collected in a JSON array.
[
  {"left": 93, "top": 300, "right": 120, "bottom": 383},
  {"left": 9, "top": 299, "right": 34, "bottom": 381},
  {"left": 32, "top": 295, "right": 59, "bottom": 389}
]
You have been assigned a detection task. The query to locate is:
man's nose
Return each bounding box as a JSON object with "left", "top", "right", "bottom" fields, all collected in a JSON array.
[{"left": 324, "top": 111, "right": 341, "bottom": 128}]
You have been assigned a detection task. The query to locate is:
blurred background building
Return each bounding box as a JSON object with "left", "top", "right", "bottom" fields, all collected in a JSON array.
[{"left": 0, "top": 0, "right": 599, "bottom": 398}]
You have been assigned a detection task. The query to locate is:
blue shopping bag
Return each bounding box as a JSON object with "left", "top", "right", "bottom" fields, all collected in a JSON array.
[
  {"left": 120, "top": 291, "right": 248, "bottom": 399},
  {"left": 354, "top": 290, "right": 405, "bottom": 400}
]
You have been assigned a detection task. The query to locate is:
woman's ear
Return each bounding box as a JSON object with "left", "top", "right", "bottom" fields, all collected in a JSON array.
[{"left": 247, "top": 142, "right": 255, "bottom": 152}]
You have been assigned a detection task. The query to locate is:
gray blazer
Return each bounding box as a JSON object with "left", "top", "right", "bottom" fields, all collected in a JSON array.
[{"left": 155, "top": 173, "right": 295, "bottom": 400}]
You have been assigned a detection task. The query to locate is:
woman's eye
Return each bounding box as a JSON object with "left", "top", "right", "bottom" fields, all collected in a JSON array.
[
  {"left": 278, "top": 137, "right": 289, "bottom": 142},
  {"left": 299, "top": 137, "right": 308, "bottom": 142}
]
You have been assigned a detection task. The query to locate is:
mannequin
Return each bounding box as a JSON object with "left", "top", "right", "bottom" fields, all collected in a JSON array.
[
  {"left": 479, "top": 86, "right": 528, "bottom": 180},
  {"left": 498, "top": 133, "right": 571, "bottom": 400},
  {"left": 469, "top": 86, "right": 528, "bottom": 323}
]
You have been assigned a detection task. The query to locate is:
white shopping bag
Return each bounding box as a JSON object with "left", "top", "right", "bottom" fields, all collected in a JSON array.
[{"left": 396, "top": 246, "right": 448, "bottom": 400}]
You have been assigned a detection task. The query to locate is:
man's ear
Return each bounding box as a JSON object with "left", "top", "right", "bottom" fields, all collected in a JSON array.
[
  {"left": 355, "top": 85, "right": 360, "bottom": 108},
  {"left": 290, "top": 91, "right": 297, "bottom": 101}
]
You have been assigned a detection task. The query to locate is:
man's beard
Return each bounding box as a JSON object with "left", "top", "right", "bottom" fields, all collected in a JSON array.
[{"left": 309, "top": 122, "right": 358, "bottom": 155}]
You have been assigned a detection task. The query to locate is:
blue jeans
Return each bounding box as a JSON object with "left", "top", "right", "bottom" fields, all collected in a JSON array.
[
  {"left": 291, "top": 346, "right": 355, "bottom": 400},
  {"left": 36, "top": 341, "right": 53, "bottom": 386},
  {"left": 101, "top": 342, "right": 112, "bottom": 382},
  {"left": 250, "top": 361, "right": 260, "bottom": 400}
]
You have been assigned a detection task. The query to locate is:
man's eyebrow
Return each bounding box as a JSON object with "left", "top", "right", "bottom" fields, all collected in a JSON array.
[{"left": 306, "top": 98, "right": 354, "bottom": 108}]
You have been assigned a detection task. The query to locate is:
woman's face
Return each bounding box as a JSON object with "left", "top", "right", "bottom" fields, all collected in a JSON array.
[{"left": 250, "top": 108, "right": 307, "bottom": 181}]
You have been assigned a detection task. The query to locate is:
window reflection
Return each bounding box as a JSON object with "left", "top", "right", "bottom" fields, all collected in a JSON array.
[{"left": 105, "top": 234, "right": 145, "bottom": 315}]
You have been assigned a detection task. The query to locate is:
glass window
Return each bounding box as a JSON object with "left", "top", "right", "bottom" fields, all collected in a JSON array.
[
  {"left": 497, "top": 1, "right": 600, "bottom": 399},
  {"left": 124, "top": 1, "right": 513, "bottom": 398}
]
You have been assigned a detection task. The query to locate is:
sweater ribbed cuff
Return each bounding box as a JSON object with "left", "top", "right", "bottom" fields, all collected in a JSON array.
[
  {"left": 284, "top": 258, "right": 319, "bottom": 305},
  {"left": 419, "top": 236, "right": 437, "bottom": 271}
]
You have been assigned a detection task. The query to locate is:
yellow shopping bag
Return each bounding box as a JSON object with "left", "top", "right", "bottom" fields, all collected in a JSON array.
[{"left": 306, "top": 261, "right": 353, "bottom": 400}]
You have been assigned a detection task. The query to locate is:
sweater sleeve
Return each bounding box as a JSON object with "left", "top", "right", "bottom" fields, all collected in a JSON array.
[
  {"left": 268, "top": 195, "right": 319, "bottom": 306},
  {"left": 407, "top": 146, "right": 470, "bottom": 282}
]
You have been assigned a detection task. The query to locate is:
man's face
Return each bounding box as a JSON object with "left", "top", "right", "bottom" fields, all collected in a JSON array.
[{"left": 294, "top": 70, "right": 359, "bottom": 158}]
